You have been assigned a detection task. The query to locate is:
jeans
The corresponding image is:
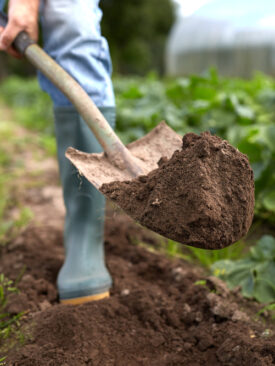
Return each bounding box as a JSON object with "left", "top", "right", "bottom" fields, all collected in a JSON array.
[{"left": 0, "top": 0, "right": 115, "bottom": 108}]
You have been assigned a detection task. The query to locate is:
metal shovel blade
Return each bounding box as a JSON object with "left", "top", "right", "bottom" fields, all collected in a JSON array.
[{"left": 66, "top": 122, "right": 182, "bottom": 189}]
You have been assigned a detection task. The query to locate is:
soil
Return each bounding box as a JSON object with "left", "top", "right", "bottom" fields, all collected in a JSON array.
[
  {"left": 2, "top": 210, "right": 275, "bottom": 366},
  {"left": 0, "top": 124, "right": 273, "bottom": 366},
  {"left": 101, "top": 132, "right": 255, "bottom": 250}
]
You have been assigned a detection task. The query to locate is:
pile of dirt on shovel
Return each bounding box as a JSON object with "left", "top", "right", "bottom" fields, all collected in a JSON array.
[{"left": 101, "top": 132, "right": 255, "bottom": 249}]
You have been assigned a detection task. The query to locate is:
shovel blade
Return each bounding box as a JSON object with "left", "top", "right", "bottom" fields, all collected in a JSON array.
[{"left": 66, "top": 122, "right": 182, "bottom": 189}]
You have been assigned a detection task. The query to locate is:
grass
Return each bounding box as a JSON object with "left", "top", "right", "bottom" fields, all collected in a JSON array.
[
  {"left": 0, "top": 77, "right": 55, "bottom": 156},
  {"left": 0, "top": 274, "right": 25, "bottom": 360},
  {"left": 0, "top": 120, "right": 34, "bottom": 246}
]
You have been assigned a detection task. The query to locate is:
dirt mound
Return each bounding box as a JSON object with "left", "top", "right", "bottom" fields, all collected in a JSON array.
[
  {"left": 1, "top": 213, "right": 275, "bottom": 366},
  {"left": 101, "top": 132, "right": 254, "bottom": 249}
]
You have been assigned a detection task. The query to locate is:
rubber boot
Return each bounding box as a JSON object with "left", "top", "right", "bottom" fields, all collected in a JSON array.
[{"left": 54, "top": 106, "right": 115, "bottom": 305}]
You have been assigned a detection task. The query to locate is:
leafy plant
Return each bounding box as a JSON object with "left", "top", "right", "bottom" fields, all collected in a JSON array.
[{"left": 212, "top": 235, "right": 275, "bottom": 303}]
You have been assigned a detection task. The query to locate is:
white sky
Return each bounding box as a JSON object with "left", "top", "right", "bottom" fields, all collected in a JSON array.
[{"left": 173, "top": 0, "right": 213, "bottom": 17}]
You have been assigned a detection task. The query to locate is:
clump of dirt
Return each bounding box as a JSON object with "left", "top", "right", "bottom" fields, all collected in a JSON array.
[{"left": 101, "top": 132, "right": 255, "bottom": 249}]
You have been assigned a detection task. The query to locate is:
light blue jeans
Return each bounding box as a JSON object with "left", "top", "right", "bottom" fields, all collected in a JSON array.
[{"left": 0, "top": 0, "right": 115, "bottom": 108}]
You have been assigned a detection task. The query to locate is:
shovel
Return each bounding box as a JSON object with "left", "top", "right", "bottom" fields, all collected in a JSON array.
[
  {"left": 0, "top": 13, "right": 182, "bottom": 183},
  {"left": 0, "top": 15, "right": 182, "bottom": 215},
  {"left": 0, "top": 13, "right": 254, "bottom": 250}
]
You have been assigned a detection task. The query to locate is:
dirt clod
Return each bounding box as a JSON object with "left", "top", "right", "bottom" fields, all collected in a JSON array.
[{"left": 101, "top": 132, "right": 255, "bottom": 249}]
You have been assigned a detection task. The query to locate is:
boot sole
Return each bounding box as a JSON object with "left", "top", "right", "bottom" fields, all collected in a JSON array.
[{"left": 60, "top": 291, "right": 109, "bottom": 305}]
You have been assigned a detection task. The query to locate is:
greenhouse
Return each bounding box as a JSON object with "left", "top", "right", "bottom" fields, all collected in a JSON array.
[{"left": 166, "top": 0, "right": 275, "bottom": 77}]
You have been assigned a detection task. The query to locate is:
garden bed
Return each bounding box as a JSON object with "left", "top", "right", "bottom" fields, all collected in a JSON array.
[{"left": 1, "top": 178, "right": 275, "bottom": 365}]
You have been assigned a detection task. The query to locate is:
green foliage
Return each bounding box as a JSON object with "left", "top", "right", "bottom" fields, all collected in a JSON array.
[
  {"left": 188, "top": 241, "right": 245, "bottom": 268},
  {"left": 0, "top": 274, "right": 18, "bottom": 310},
  {"left": 194, "top": 280, "right": 207, "bottom": 286},
  {"left": 0, "top": 121, "right": 34, "bottom": 245},
  {"left": 212, "top": 235, "right": 275, "bottom": 303},
  {"left": 100, "top": 0, "right": 175, "bottom": 74},
  {"left": 0, "top": 77, "right": 55, "bottom": 156},
  {"left": 258, "top": 303, "right": 275, "bottom": 320},
  {"left": 165, "top": 239, "right": 184, "bottom": 258},
  {"left": 0, "top": 274, "right": 25, "bottom": 361},
  {"left": 149, "top": 238, "right": 245, "bottom": 267},
  {"left": 0, "top": 207, "right": 33, "bottom": 246},
  {"left": 0, "top": 274, "right": 23, "bottom": 339}
]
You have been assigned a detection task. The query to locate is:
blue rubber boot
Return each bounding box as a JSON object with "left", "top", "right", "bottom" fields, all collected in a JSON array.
[{"left": 54, "top": 106, "right": 115, "bottom": 304}]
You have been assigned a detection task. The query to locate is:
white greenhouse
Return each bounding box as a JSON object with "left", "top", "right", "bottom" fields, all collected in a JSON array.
[{"left": 166, "top": 0, "right": 275, "bottom": 77}]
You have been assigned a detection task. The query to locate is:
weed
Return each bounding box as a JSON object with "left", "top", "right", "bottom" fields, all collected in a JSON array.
[
  {"left": 257, "top": 304, "right": 275, "bottom": 320},
  {"left": 0, "top": 206, "right": 33, "bottom": 246},
  {"left": 0, "top": 110, "right": 35, "bottom": 245},
  {"left": 0, "top": 272, "right": 28, "bottom": 361},
  {"left": 0, "top": 274, "right": 24, "bottom": 337},
  {"left": 194, "top": 280, "right": 207, "bottom": 286},
  {"left": 212, "top": 235, "right": 275, "bottom": 303}
]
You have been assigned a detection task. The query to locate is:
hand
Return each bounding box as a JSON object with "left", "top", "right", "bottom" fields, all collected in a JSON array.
[{"left": 0, "top": 0, "right": 40, "bottom": 58}]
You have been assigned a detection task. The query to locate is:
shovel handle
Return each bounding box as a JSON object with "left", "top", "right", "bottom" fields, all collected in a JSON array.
[
  {"left": 0, "top": 12, "right": 143, "bottom": 177},
  {"left": 0, "top": 12, "right": 35, "bottom": 54}
]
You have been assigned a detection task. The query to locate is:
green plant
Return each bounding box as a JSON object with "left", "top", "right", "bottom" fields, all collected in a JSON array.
[
  {"left": 212, "top": 235, "right": 275, "bottom": 303},
  {"left": 187, "top": 241, "right": 245, "bottom": 268},
  {"left": 0, "top": 274, "right": 23, "bottom": 339},
  {"left": 0, "top": 120, "right": 34, "bottom": 246},
  {"left": 0, "top": 274, "right": 25, "bottom": 361},
  {"left": 0, "top": 77, "right": 52, "bottom": 133},
  {"left": 150, "top": 238, "right": 245, "bottom": 268},
  {"left": 194, "top": 280, "right": 207, "bottom": 286},
  {"left": 0, "top": 204, "right": 33, "bottom": 247},
  {"left": 257, "top": 303, "right": 275, "bottom": 320},
  {"left": 0, "top": 77, "right": 56, "bottom": 156}
]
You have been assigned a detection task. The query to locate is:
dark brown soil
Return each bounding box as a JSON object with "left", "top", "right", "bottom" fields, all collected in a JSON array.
[
  {"left": 101, "top": 132, "right": 255, "bottom": 250},
  {"left": 2, "top": 212, "right": 275, "bottom": 366}
]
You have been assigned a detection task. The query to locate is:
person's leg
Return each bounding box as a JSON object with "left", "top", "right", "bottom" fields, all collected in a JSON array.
[
  {"left": 39, "top": 0, "right": 115, "bottom": 304},
  {"left": 53, "top": 106, "right": 115, "bottom": 304},
  {"left": 0, "top": 1, "right": 6, "bottom": 12}
]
